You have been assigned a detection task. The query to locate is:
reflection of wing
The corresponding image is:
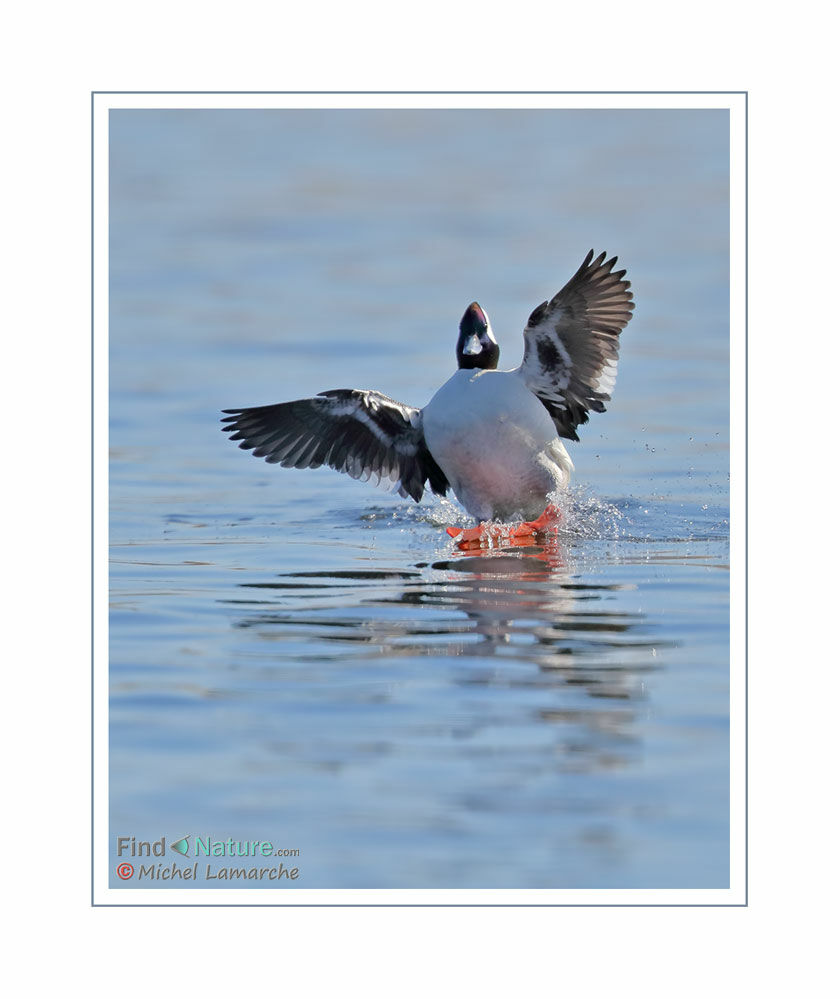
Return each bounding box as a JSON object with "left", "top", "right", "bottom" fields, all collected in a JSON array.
[
  {"left": 517, "top": 250, "right": 634, "bottom": 441},
  {"left": 221, "top": 388, "right": 449, "bottom": 502}
]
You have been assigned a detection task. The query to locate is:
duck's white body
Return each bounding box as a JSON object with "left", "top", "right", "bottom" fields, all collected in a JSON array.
[{"left": 422, "top": 368, "right": 573, "bottom": 521}]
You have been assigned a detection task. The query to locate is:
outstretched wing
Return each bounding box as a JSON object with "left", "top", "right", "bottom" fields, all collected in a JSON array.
[
  {"left": 517, "top": 250, "right": 634, "bottom": 441},
  {"left": 221, "top": 388, "right": 449, "bottom": 502}
]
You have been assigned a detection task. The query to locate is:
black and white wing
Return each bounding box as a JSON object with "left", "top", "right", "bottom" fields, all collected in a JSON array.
[
  {"left": 517, "top": 250, "right": 634, "bottom": 441},
  {"left": 221, "top": 389, "right": 449, "bottom": 502}
]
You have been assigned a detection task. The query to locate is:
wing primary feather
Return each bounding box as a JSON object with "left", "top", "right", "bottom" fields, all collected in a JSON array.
[
  {"left": 221, "top": 389, "right": 449, "bottom": 502},
  {"left": 518, "top": 250, "right": 634, "bottom": 441}
]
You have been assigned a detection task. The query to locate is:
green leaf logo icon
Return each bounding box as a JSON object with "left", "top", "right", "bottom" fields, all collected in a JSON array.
[{"left": 170, "top": 836, "right": 190, "bottom": 856}]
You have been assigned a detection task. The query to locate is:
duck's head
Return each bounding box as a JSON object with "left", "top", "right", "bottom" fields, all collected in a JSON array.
[{"left": 457, "top": 302, "right": 500, "bottom": 371}]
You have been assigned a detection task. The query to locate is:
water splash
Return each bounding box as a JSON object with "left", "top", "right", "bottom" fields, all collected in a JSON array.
[
  {"left": 354, "top": 486, "right": 626, "bottom": 542},
  {"left": 550, "top": 485, "right": 625, "bottom": 540}
]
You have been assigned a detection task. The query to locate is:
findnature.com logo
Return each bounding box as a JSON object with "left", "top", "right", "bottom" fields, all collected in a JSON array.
[{"left": 114, "top": 835, "right": 302, "bottom": 883}]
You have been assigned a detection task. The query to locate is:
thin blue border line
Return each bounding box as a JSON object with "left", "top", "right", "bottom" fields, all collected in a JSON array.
[
  {"left": 743, "top": 91, "right": 749, "bottom": 907},
  {"left": 90, "top": 90, "right": 96, "bottom": 909},
  {"left": 92, "top": 89, "right": 746, "bottom": 95},
  {"left": 92, "top": 92, "right": 747, "bottom": 907},
  {"left": 93, "top": 903, "right": 741, "bottom": 907}
]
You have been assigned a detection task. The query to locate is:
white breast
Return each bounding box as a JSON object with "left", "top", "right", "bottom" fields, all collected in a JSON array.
[{"left": 422, "top": 369, "right": 573, "bottom": 521}]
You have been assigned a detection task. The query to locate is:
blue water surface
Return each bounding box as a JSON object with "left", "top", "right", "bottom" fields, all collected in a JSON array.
[{"left": 108, "top": 108, "right": 730, "bottom": 890}]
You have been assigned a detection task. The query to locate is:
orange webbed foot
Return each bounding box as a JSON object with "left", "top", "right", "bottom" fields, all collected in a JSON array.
[
  {"left": 445, "top": 523, "right": 491, "bottom": 543},
  {"left": 513, "top": 503, "right": 563, "bottom": 536},
  {"left": 445, "top": 504, "right": 562, "bottom": 546}
]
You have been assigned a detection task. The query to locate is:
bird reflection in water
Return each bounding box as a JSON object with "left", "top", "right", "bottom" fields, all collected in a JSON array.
[
  {"left": 420, "top": 538, "right": 655, "bottom": 733},
  {"left": 228, "top": 534, "right": 668, "bottom": 775}
]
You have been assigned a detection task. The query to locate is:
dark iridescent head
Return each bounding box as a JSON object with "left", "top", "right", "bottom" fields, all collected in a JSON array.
[{"left": 457, "top": 302, "right": 500, "bottom": 370}]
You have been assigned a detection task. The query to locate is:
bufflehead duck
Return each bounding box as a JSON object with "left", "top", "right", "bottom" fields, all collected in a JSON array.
[{"left": 222, "top": 250, "right": 633, "bottom": 533}]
